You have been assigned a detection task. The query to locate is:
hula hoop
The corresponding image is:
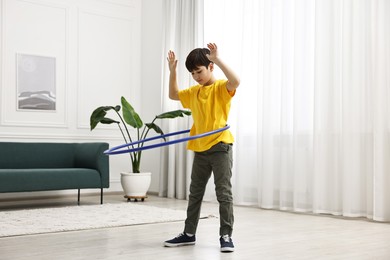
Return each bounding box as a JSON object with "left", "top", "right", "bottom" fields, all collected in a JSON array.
[{"left": 104, "top": 125, "right": 230, "bottom": 155}]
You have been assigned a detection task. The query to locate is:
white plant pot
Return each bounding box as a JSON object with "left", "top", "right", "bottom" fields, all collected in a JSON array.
[{"left": 120, "top": 172, "right": 151, "bottom": 197}]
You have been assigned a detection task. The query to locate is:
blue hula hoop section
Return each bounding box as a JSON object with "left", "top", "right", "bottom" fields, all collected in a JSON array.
[{"left": 104, "top": 125, "right": 230, "bottom": 155}]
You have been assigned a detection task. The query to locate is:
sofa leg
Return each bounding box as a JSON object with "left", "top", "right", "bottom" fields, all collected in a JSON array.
[
  {"left": 100, "top": 188, "right": 103, "bottom": 204},
  {"left": 78, "top": 189, "right": 80, "bottom": 205}
]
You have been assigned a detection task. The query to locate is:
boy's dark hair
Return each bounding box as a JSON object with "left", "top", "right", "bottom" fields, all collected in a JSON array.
[{"left": 185, "top": 48, "right": 211, "bottom": 72}]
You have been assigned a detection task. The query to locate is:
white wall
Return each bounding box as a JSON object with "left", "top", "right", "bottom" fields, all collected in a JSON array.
[{"left": 0, "top": 0, "right": 151, "bottom": 197}]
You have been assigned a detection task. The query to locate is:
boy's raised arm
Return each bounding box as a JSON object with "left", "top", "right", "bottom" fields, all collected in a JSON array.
[
  {"left": 206, "top": 43, "right": 240, "bottom": 92},
  {"left": 167, "top": 50, "right": 180, "bottom": 100}
]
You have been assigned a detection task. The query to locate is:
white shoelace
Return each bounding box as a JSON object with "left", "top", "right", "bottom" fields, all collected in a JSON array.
[{"left": 221, "top": 235, "right": 231, "bottom": 242}]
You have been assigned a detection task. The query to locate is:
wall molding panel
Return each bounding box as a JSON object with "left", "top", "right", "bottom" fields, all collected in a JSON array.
[
  {"left": 76, "top": 7, "right": 140, "bottom": 130},
  {"left": 0, "top": 0, "right": 141, "bottom": 136},
  {"left": 1, "top": 0, "right": 69, "bottom": 127}
]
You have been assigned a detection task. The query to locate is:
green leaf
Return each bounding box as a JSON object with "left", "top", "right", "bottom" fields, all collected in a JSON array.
[
  {"left": 156, "top": 109, "right": 191, "bottom": 119},
  {"left": 146, "top": 123, "right": 166, "bottom": 141},
  {"left": 90, "top": 106, "right": 118, "bottom": 130},
  {"left": 100, "top": 118, "right": 119, "bottom": 124},
  {"left": 121, "top": 97, "right": 143, "bottom": 129},
  {"left": 145, "top": 123, "right": 164, "bottom": 134}
]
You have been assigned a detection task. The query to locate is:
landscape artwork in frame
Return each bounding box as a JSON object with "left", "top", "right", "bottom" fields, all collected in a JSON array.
[{"left": 16, "top": 53, "right": 56, "bottom": 111}]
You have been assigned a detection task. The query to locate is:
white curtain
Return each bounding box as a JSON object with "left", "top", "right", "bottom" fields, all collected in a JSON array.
[
  {"left": 202, "top": 0, "right": 390, "bottom": 221},
  {"left": 161, "top": 0, "right": 390, "bottom": 221},
  {"left": 159, "top": 0, "right": 204, "bottom": 199}
]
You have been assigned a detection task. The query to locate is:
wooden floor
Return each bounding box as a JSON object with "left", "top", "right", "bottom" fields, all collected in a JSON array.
[{"left": 1, "top": 193, "right": 390, "bottom": 260}]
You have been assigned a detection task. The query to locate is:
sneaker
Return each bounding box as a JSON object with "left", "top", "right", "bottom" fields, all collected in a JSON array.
[
  {"left": 220, "top": 235, "right": 235, "bottom": 252},
  {"left": 164, "top": 232, "right": 196, "bottom": 247}
]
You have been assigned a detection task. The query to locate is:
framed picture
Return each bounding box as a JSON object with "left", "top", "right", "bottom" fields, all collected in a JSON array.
[{"left": 16, "top": 53, "right": 56, "bottom": 111}]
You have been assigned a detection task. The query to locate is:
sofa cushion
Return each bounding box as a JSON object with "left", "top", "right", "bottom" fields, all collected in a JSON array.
[{"left": 0, "top": 168, "right": 102, "bottom": 192}]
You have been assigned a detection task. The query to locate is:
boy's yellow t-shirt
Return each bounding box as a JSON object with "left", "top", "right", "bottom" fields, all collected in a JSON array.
[{"left": 178, "top": 79, "right": 235, "bottom": 152}]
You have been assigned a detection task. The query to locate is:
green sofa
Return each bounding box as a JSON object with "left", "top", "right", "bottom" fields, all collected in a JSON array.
[{"left": 0, "top": 142, "right": 109, "bottom": 204}]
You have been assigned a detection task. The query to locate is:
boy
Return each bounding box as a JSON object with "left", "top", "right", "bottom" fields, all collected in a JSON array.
[{"left": 164, "top": 43, "right": 240, "bottom": 252}]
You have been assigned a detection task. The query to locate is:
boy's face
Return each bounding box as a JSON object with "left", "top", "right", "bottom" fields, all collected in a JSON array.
[{"left": 191, "top": 63, "right": 214, "bottom": 86}]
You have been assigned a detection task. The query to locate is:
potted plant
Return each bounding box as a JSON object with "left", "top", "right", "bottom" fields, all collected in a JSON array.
[{"left": 90, "top": 96, "right": 191, "bottom": 201}]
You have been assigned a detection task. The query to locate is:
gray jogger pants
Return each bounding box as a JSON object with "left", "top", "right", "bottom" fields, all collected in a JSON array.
[{"left": 184, "top": 142, "right": 234, "bottom": 236}]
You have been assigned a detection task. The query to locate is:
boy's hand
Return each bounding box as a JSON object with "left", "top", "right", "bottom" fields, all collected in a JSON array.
[
  {"left": 206, "top": 43, "right": 240, "bottom": 91},
  {"left": 167, "top": 50, "right": 178, "bottom": 72},
  {"left": 206, "top": 43, "right": 219, "bottom": 63},
  {"left": 167, "top": 50, "right": 180, "bottom": 100}
]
